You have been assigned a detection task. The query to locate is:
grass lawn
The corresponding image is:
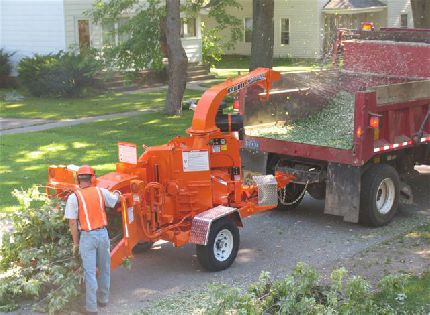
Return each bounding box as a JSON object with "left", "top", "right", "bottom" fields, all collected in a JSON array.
[
  {"left": 211, "top": 55, "right": 320, "bottom": 79},
  {"left": 0, "top": 89, "right": 202, "bottom": 120},
  {"left": 398, "top": 224, "right": 430, "bottom": 312},
  {"left": 0, "top": 111, "right": 194, "bottom": 212}
]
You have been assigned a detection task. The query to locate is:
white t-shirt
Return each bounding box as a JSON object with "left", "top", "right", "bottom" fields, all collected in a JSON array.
[{"left": 65, "top": 188, "right": 119, "bottom": 220}]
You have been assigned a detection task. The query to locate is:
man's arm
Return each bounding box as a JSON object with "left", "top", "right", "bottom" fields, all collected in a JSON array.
[
  {"left": 102, "top": 188, "right": 121, "bottom": 208},
  {"left": 65, "top": 193, "right": 79, "bottom": 254},
  {"left": 69, "top": 219, "right": 79, "bottom": 246}
]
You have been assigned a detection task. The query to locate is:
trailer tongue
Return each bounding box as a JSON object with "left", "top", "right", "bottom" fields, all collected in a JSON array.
[{"left": 46, "top": 68, "right": 294, "bottom": 271}]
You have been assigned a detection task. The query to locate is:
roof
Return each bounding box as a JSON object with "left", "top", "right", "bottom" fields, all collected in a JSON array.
[{"left": 324, "top": 0, "right": 386, "bottom": 10}]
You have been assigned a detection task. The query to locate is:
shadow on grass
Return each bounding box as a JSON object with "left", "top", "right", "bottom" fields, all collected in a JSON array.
[
  {"left": 0, "top": 89, "right": 202, "bottom": 120},
  {"left": 0, "top": 111, "right": 194, "bottom": 211}
]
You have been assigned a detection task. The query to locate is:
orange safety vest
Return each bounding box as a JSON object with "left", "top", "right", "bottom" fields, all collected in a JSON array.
[{"left": 75, "top": 187, "right": 108, "bottom": 231}]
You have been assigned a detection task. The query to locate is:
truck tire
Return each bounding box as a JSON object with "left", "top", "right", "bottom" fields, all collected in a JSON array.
[
  {"left": 277, "top": 183, "right": 306, "bottom": 211},
  {"left": 196, "top": 217, "right": 239, "bottom": 271},
  {"left": 360, "top": 164, "right": 400, "bottom": 227}
]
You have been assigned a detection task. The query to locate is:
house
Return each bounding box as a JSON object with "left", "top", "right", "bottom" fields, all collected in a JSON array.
[
  {"left": 202, "top": 0, "right": 328, "bottom": 59},
  {"left": 202, "top": 0, "right": 414, "bottom": 59},
  {"left": 0, "top": 0, "right": 203, "bottom": 73},
  {"left": 0, "top": 0, "right": 415, "bottom": 72}
]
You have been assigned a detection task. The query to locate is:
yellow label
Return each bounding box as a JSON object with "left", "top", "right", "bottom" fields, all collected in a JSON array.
[{"left": 221, "top": 145, "right": 228, "bottom": 151}]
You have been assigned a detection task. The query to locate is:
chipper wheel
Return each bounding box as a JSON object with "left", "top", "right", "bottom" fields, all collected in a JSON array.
[
  {"left": 360, "top": 164, "right": 400, "bottom": 227},
  {"left": 196, "top": 217, "right": 239, "bottom": 271}
]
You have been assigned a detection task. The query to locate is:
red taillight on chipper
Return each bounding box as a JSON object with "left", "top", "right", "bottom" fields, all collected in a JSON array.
[{"left": 233, "top": 97, "right": 240, "bottom": 110}]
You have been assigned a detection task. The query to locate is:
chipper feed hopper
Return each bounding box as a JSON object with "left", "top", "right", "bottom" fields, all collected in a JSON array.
[{"left": 46, "top": 68, "right": 294, "bottom": 271}]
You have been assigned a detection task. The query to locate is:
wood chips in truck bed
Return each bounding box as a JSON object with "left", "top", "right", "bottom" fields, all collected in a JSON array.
[{"left": 245, "top": 92, "right": 355, "bottom": 150}]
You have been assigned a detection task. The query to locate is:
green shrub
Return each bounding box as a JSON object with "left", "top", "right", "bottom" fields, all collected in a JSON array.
[
  {"left": 0, "top": 49, "right": 15, "bottom": 88},
  {"left": 201, "top": 24, "right": 224, "bottom": 67},
  {"left": 0, "top": 188, "right": 81, "bottom": 313},
  {"left": 0, "top": 49, "right": 14, "bottom": 77},
  {"left": 17, "top": 51, "right": 102, "bottom": 97}
]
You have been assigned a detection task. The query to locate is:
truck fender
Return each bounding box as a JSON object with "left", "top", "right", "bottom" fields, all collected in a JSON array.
[{"left": 189, "top": 205, "right": 242, "bottom": 246}]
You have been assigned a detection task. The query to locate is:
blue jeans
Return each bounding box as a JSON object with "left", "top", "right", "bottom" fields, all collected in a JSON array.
[{"left": 79, "top": 228, "right": 110, "bottom": 312}]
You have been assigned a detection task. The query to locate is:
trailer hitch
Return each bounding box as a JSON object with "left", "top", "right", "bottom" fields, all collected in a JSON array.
[{"left": 413, "top": 109, "right": 430, "bottom": 144}]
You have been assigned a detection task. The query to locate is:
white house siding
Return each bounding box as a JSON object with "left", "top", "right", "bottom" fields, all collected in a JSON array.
[
  {"left": 202, "top": 0, "right": 325, "bottom": 59},
  {"left": 384, "top": 0, "right": 414, "bottom": 27},
  {"left": 0, "top": 0, "right": 66, "bottom": 72},
  {"left": 64, "top": 0, "right": 102, "bottom": 49},
  {"left": 273, "top": 0, "right": 326, "bottom": 58}
]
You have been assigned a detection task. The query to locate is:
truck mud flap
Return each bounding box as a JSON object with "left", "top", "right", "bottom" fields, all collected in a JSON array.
[{"left": 324, "top": 163, "right": 361, "bottom": 223}]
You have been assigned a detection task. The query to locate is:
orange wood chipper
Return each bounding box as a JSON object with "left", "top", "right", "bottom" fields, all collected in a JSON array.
[{"left": 46, "top": 68, "right": 294, "bottom": 271}]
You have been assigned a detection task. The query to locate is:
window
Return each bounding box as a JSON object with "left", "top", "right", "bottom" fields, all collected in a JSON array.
[
  {"left": 102, "top": 17, "right": 130, "bottom": 47},
  {"left": 118, "top": 17, "right": 130, "bottom": 43},
  {"left": 281, "top": 18, "right": 290, "bottom": 45},
  {"left": 244, "top": 18, "right": 253, "bottom": 42},
  {"left": 181, "top": 18, "right": 197, "bottom": 38},
  {"left": 401, "top": 14, "right": 408, "bottom": 28},
  {"left": 102, "top": 19, "right": 116, "bottom": 47}
]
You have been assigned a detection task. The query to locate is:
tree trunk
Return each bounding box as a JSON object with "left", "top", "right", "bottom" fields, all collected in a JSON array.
[
  {"left": 411, "top": 0, "right": 430, "bottom": 28},
  {"left": 165, "top": 0, "right": 188, "bottom": 115},
  {"left": 250, "top": 0, "right": 274, "bottom": 71}
]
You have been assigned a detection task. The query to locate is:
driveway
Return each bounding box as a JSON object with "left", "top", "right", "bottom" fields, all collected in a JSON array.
[{"left": 104, "top": 166, "right": 430, "bottom": 314}]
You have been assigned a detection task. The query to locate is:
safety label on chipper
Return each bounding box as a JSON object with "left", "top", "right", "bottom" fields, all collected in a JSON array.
[
  {"left": 118, "top": 142, "right": 137, "bottom": 165},
  {"left": 182, "top": 150, "right": 209, "bottom": 172}
]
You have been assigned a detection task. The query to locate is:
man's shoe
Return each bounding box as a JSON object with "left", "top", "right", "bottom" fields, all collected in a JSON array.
[
  {"left": 80, "top": 308, "right": 98, "bottom": 315},
  {"left": 97, "top": 301, "right": 108, "bottom": 308}
]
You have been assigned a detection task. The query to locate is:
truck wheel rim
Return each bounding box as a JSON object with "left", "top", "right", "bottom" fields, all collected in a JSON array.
[
  {"left": 213, "top": 229, "right": 234, "bottom": 262},
  {"left": 376, "top": 178, "right": 395, "bottom": 215}
]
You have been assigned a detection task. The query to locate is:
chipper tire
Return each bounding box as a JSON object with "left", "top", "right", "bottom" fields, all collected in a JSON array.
[
  {"left": 196, "top": 217, "right": 239, "bottom": 272},
  {"left": 360, "top": 164, "right": 400, "bottom": 227}
]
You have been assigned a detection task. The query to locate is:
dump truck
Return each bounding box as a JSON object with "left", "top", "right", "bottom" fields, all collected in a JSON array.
[
  {"left": 46, "top": 68, "right": 294, "bottom": 271},
  {"left": 241, "top": 28, "right": 430, "bottom": 227}
]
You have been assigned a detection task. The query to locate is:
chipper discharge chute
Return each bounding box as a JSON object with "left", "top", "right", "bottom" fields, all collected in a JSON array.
[{"left": 46, "top": 68, "right": 295, "bottom": 272}]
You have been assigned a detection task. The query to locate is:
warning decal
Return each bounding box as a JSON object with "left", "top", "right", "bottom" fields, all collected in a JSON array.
[
  {"left": 118, "top": 142, "right": 137, "bottom": 165},
  {"left": 182, "top": 151, "right": 210, "bottom": 172}
]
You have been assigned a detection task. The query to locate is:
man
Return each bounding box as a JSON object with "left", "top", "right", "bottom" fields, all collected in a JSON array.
[{"left": 65, "top": 165, "right": 120, "bottom": 315}]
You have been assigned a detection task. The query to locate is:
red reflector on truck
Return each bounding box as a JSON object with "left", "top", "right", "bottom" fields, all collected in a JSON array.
[{"left": 369, "top": 116, "right": 380, "bottom": 129}]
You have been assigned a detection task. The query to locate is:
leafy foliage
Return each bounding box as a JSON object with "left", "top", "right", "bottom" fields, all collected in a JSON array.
[
  {"left": 90, "top": 0, "right": 242, "bottom": 69},
  {"left": 17, "top": 50, "right": 102, "bottom": 97},
  {"left": 186, "top": 0, "right": 242, "bottom": 67},
  {"left": 201, "top": 24, "right": 224, "bottom": 67},
  {"left": 0, "top": 49, "right": 14, "bottom": 77},
  {"left": 201, "top": 263, "right": 416, "bottom": 314},
  {"left": 91, "top": 0, "right": 164, "bottom": 71},
  {"left": 0, "top": 188, "right": 82, "bottom": 313}
]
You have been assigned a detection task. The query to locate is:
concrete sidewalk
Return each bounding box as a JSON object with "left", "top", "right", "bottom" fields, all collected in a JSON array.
[
  {"left": 0, "top": 108, "right": 159, "bottom": 136},
  {"left": 0, "top": 81, "right": 213, "bottom": 136}
]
